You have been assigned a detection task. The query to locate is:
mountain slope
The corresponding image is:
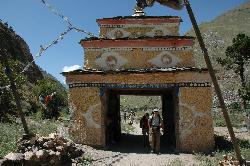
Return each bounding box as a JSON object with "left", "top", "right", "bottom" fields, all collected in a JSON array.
[
  {"left": 0, "top": 21, "right": 43, "bottom": 83},
  {"left": 0, "top": 20, "right": 67, "bottom": 117},
  {"left": 186, "top": 1, "right": 250, "bottom": 105}
]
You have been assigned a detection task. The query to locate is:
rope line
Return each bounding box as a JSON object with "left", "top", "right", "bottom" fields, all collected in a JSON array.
[
  {"left": 41, "top": 0, "right": 95, "bottom": 37},
  {"left": 0, "top": 27, "right": 73, "bottom": 90},
  {"left": 17, "top": 27, "right": 73, "bottom": 77},
  {"left": 1, "top": 0, "right": 96, "bottom": 90}
]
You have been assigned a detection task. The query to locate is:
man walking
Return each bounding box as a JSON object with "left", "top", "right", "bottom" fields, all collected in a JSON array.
[{"left": 149, "top": 108, "right": 163, "bottom": 154}]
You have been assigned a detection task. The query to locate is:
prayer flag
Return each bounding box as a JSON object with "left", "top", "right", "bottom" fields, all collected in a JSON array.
[{"left": 136, "top": 0, "right": 183, "bottom": 10}]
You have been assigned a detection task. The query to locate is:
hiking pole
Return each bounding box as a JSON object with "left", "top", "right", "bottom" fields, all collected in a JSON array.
[{"left": 183, "top": 0, "right": 244, "bottom": 164}]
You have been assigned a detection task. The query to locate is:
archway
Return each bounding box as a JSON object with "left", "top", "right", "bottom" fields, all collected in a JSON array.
[{"left": 105, "top": 88, "right": 178, "bottom": 153}]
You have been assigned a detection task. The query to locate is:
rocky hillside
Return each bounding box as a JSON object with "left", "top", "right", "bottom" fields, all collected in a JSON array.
[
  {"left": 0, "top": 20, "right": 66, "bottom": 115},
  {"left": 0, "top": 21, "right": 43, "bottom": 83},
  {"left": 186, "top": 1, "right": 250, "bottom": 106}
]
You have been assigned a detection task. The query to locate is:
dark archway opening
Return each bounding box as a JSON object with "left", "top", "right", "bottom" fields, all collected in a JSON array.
[{"left": 105, "top": 88, "right": 178, "bottom": 153}]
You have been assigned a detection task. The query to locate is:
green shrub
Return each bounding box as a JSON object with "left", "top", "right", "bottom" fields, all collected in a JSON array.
[{"left": 34, "top": 78, "right": 68, "bottom": 119}]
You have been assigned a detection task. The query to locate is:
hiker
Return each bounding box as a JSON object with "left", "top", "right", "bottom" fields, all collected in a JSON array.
[
  {"left": 123, "top": 111, "right": 127, "bottom": 123},
  {"left": 149, "top": 108, "right": 164, "bottom": 154},
  {"left": 44, "top": 92, "right": 56, "bottom": 106},
  {"left": 129, "top": 111, "right": 134, "bottom": 125},
  {"left": 140, "top": 113, "right": 149, "bottom": 146}
]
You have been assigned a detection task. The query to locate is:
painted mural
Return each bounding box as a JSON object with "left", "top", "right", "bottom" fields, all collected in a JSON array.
[
  {"left": 106, "top": 28, "right": 131, "bottom": 39},
  {"left": 146, "top": 26, "right": 171, "bottom": 37},
  {"left": 178, "top": 87, "right": 214, "bottom": 152},
  {"left": 104, "top": 25, "right": 176, "bottom": 38},
  {"left": 68, "top": 87, "right": 103, "bottom": 146},
  {"left": 95, "top": 51, "right": 128, "bottom": 70},
  {"left": 148, "top": 51, "right": 181, "bottom": 68},
  {"left": 85, "top": 49, "right": 194, "bottom": 70},
  {"left": 98, "top": 17, "right": 181, "bottom": 38}
]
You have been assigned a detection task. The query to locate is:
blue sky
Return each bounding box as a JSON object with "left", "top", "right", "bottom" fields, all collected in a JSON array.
[{"left": 0, "top": 0, "right": 247, "bottom": 84}]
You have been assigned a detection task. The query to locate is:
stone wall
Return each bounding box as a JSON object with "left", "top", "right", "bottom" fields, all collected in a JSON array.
[
  {"left": 68, "top": 87, "right": 104, "bottom": 146},
  {"left": 178, "top": 87, "right": 214, "bottom": 152}
]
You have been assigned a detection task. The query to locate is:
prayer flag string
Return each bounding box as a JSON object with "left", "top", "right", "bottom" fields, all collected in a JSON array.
[
  {"left": 1, "top": 1, "right": 96, "bottom": 90},
  {"left": 41, "top": 0, "right": 95, "bottom": 37}
]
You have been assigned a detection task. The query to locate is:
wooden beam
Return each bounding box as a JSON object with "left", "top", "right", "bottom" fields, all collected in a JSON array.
[{"left": 183, "top": 0, "right": 244, "bottom": 164}]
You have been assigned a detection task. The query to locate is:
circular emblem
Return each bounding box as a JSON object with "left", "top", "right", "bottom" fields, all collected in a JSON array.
[
  {"left": 114, "top": 30, "right": 123, "bottom": 38},
  {"left": 106, "top": 56, "right": 117, "bottom": 69},
  {"left": 161, "top": 54, "right": 172, "bottom": 65}
]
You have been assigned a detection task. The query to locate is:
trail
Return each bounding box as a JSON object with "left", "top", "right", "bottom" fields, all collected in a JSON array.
[{"left": 82, "top": 122, "right": 199, "bottom": 166}]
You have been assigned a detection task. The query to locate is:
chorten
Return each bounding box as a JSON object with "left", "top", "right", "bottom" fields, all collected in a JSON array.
[{"left": 63, "top": 10, "right": 214, "bottom": 152}]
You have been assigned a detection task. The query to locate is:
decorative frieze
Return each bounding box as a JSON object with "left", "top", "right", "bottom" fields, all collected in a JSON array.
[
  {"left": 68, "top": 82, "right": 211, "bottom": 89},
  {"left": 98, "top": 23, "right": 179, "bottom": 28},
  {"left": 84, "top": 46, "right": 192, "bottom": 51}
]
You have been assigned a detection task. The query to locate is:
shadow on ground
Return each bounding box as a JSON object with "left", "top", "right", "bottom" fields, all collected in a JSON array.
[{"left": 104, "top": 133, "right": 178, "bottom": 154}]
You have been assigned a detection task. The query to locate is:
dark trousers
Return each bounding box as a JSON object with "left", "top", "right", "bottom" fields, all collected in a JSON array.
[{"left": 149, "top": 128, "right": 160, "bottom": 152}]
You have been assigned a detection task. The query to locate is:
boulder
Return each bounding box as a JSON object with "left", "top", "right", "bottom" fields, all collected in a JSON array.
[
  {"left": 48, "top": 153, "right": 61, "bottom": 166},
  {"left": 4, "top": 152, "right": 24, "bottom": 161},
  {"left": 35, "top": 150, "right": 49, "bottom": 160},
  {"left": 3, "top": 133, "right": 85, "bottom": 166},
  {"left": 24, "top": 151, "right": 37, "bottom": 161},
  {"left": 43, "top": 140, "right": 55, "bottom": 149}
]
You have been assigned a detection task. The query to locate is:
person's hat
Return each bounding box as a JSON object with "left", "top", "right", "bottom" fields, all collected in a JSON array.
[{"left": 153, "top": 108, "right": 159, "bottom": 112}]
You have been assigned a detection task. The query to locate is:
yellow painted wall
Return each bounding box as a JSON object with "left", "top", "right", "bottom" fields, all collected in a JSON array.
[
  {"left": 84, "top": 49, "right": 194, "bottom": 70},
  {"left": 68, "top": 87, "right": 104, "bottom": 146},
  {"left": 178, "top": 87, "right": 214, "bottom": 152}
]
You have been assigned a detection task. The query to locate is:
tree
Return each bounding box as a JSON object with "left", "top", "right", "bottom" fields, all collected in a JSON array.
[
  {"left": 0, "top": 59, "right": 27, "bottom": 122},
  {"left": 217, "top": 33, "right": 250, "bottom": 110}
]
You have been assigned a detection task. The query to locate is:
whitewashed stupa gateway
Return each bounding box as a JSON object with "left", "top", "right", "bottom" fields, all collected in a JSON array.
[{"left": 63, "top": 13, "right": 214, "bottom": 152}]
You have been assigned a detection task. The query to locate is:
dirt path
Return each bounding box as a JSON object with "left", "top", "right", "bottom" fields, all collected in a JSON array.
[
  {"left": 82, "top": 122, "right": 199, "bottom": 166},
  {"left": 214, "top": 127, "right": 250, "bottom": 141},
  {"left": 82, "top": 140, "right": 198, "bottom": 166},
  {"left": 80, "top": 126, "right": 250, "bottom": 165},
  {"left": 131, "top": 122, "right": 142, "bottom": 135}
]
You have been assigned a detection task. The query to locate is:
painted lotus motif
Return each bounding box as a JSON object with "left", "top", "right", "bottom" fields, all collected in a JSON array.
[
  {"left": 148, "top": 51, "right": 181, "bottom": 68},
  {"left": 95, "top": 51, "right": 128, "bottom": 70}
]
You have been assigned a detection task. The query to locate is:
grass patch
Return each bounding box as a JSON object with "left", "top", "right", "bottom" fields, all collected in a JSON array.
[
  {"left": 0, "top": 116, "right": 62, "bottom": 158},
  {"left": 194, "top": 151, "right": 224, "bottom": 166},
  {"left": 213, "top": 111, "right": 246, "bottom": 128},
  {"left": 121, "top": 123, "right": 135, "bottom": 134},
  {"left": 0, "top": 123, "right": 22, "bottom": 158},
  {"left": 194, "top": 135, "right": 250, "bottom": 165},
  {"left": 28, "top": 117, "right": 61, "bottom": 136}
]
